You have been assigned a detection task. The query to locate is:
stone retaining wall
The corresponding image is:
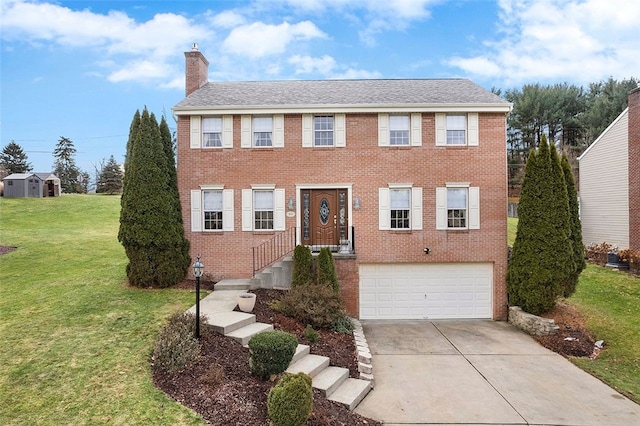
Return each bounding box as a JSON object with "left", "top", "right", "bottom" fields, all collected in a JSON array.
[{"left": 508, "top": 306, "right": 559, "bottom": 336}]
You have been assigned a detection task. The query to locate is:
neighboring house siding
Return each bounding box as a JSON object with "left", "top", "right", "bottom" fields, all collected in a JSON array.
[{"left": 579, "top": 110, "right": 629, "bottom": 248}]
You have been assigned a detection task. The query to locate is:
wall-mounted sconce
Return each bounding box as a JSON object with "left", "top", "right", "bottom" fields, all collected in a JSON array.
[
  {"left": 354, "top": 197, "right": 361, "bottom": 210},
  {"left": 288, "top": 197, "right": 295, "bottom": 211},
  {"left": 423, "top": 247, "right": 431, "bottom": 254}
]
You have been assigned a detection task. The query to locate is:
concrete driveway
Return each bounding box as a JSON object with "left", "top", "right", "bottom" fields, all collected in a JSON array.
[{"left": 355, "top": 320, "right": 640, "bottom": 425}]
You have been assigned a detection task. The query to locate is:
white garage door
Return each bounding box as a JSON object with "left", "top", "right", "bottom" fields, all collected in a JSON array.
[{"left": 359, "top": 263, "right": 493, "bottom": 320}]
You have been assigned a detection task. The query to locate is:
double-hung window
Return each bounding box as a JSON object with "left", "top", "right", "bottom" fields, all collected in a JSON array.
[
  {"left": 253, "top": 117, "right": 273, "bottom": 147},
  {"left": 436, "top": 185, "right": 480, "bottom": 230},
  {"left": 314, "top": 116, "right": 334, "bottom": 146},
  {"left": 446, "top": 115, "right": 466, "bottom": 145},
  {"left": 202, "top": 117, "right": 222, "bottom": 147},
  {"left": 389, "top": 115, "right": 410, "bottom": 146},
  {"left": 253, "top": 190, "right": 274, "bottom": 230},
  {"left": 390, "top": 189, "right": 411, "bottom": 229},
  {"left": 435, "top": 113, "right": 479, "bottom": 146},
  {"left": 379, "top": 186, "right": 423, "bottom": 231},
  {"left": 203, "top": 190, "right": 223, "bottom": 230}
]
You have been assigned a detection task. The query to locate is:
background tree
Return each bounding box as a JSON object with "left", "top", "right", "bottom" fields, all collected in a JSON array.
[
  {"left": 561, "top": 153, "right": 586, "bottom": 297},
  {"left": 118, "top": 108, "right": 190, "bottom": 288},
  {"left": 97, "top": 155, "right": 123, "bottom": 194},
  {"left": 1, "top": 141, "right": 33, "bottom": 175},
  {"left": 53, "top": 136, "right": 83, "bottom": 193},
  {"left": 507, "top": 136, "right": 573, "bottom": 314}
]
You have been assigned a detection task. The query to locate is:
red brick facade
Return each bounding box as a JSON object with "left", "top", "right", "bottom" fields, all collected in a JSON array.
[
  {"left": 176, "top": 50, "right": 510, "bottom": 320},
  {"left": 628, "top": 87, "right": 640, "bottom": 251}
]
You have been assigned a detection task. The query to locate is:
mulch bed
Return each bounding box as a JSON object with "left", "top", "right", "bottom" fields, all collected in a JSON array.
[
  {"left": 534, "top": 301, "right": 598, "bottom": 358},
  {"left": 153, "top": 285, "right": 380, "bottom": 425}
]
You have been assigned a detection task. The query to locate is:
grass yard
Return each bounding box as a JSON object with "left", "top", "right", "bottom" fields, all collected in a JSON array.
[
  {"left": 0, "top": 195, "right": 205, "bottom": 425},
  {"left": 570, "top": 265, "right": 640, "bottom": 402},
  {"left": 507, "top": 217, "right": 518, "bottom": 246}
]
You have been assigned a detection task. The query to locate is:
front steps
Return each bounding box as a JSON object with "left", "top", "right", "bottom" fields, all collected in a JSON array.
[
  {"left": 199, "top": 280, "right": 372, "bottom": 411},
  {"left": 251, "top": 255, "right": 294, "bottom": 289}
]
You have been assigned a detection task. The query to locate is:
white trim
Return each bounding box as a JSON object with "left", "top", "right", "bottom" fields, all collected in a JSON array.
[
  {"left": 435, "top": 187, "right": 447, "bottom": 230},
  {"left": 410, "top": 113, "right": 422, "bottom": 146},
  {"left": 378, "top": 113, "right": 389, "bottom": 147},
  {"left": 222, "top": 189, "right": 234, "bottom": 231},
  {"left": 273, "top": 114, "right": 284, "bottom": 148},
  {"left": 302, "top": 114, "right": 313, "bottom": 147},
  {"left": 190, "top": 116, "right": 201, "bottom": 149},
  {"left": 411, "top": 186, "right": 423, "bottom": 230},
  {"left": 222, "top": 115, "right": 233, "bottom": 148},
  {"left": 335, "top": 113, "right": 346, "bottom": 147},
  {"left": 241, "top": 189, "right": 253, "bottom": 231},
  {"left": 274, "top": 188, "right": 286, "bottom": 231},
  {"left": 469, "top": 186, "right": 480, "bottom": 230},
  {"left": 435, "top": 113, "right": 446, "bottom": 146},
  {"left": 251, "top": 184, "right": 276, "bottom": 190},
  {"left": 191, "top": 189, "right": 202, "bottom": 231},
  {"left": 199, "top": 184, "right": 224, "bottom": 190},
  {"left": 240, "top": 115, "right": 251, "bottom": 148},
  {"left": 174, "top": 104, "right": 512, "bottom": 115},
  {"left": 379, "top": 187, "right": 390, "bottom": 230},
  {"left": 467, "top": 113, "right": 479, "bottom": 146}
]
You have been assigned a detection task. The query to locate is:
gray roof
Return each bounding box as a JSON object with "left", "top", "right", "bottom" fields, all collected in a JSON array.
[{"left": 174, "top": 79, "right": 510, "bottom": 110}]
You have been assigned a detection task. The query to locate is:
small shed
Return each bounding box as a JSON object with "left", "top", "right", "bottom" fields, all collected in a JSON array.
[{"left": 2, "top": 173, "right": 60, "bottom": 198}]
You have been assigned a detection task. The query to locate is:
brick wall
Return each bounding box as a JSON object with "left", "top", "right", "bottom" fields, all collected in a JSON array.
[
  {"left": 628, "top": 87, "right": 640, "bottom": 251},
  {"left": 177, "top": 111, "right": 509, "bottom": 320}
]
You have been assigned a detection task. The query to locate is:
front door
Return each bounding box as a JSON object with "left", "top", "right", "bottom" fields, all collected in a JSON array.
[{"left": 301, "top": 189, "right": 348, "bottom": 248}]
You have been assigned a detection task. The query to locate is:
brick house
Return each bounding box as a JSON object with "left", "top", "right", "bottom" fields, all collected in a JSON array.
[
  {"left": 578, "top": 86, "right": 640, "bottom": 252},
  {"left": 174, "top": 45, "right": 512, "bottom": 320}
]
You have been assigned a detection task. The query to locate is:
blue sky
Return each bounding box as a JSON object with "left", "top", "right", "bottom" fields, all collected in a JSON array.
[{"left": 1, "top": 0, "right": 639, "bottom": 176}]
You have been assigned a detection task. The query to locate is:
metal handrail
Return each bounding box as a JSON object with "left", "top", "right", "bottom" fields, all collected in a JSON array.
[{"left": 252, "top": 227, "right": 297, "bottom": 275}]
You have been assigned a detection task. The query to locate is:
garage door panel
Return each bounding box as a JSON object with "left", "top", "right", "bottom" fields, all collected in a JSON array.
[{"left": 360, "top": 263, "right": 493, "bottom": 320}]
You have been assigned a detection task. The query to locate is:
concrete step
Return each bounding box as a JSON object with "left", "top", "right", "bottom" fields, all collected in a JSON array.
[
  {"left": 286, "top": 354, "right": 330, "bottom": 378},
  {"left": 226, "top": 322, "right": 274, "bottom": 346},
  {"left": 291, "top": 344, "right": 310, "bottom": 365},
  {"left": 214, "top": 279, "right": 251, "bottom": 291},
  {"left": 206, "top": 311, "right": 255, "bottom": 335},
  {"left": 328, "top": 378, "right": 373, "bottom": 411},
  {"left": 312, "top": 366, "right": 349, "bottom": 397}
]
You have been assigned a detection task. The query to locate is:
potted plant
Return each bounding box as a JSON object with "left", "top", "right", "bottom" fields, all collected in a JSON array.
[{"left": 238, "top": 293, "right": 257, "bottom": 312}]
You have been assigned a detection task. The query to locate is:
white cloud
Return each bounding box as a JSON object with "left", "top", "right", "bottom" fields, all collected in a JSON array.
[
  {"left": 222, "top": 21, "right": 327, "bottom": 58},
  {"left": 331, "top": 68, "right": 382, "bottom": 79},
  {"left": 288, "top": 54, "right": 336, "bottom": 75},
  {"left": 447, "top": 0, "right": 640, "bottom": 85},
  {"left": 208, "top": 10, "right": 246, "bottom": 28}
]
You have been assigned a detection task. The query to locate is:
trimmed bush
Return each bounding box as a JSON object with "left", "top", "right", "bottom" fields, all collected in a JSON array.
[
  {"left": 304, "top": 325, "right": 319, "bottom": 343},
  {"left": 317, "top": 247, "right": 339, "bottom": 292},
  {"left": 267, "top": 373, "right": 313, "bottom": 426},
  {"left": 331, "top": 315, "right": 354, "bottom": 334},
  {"left": 248, "top": 331, "right": 298, "bottom": 380},
  {"left": 291, "top": 245, "right": 314, "bottom": 288},
  {"left": 279, "top": 285, "right": 347, "bottom": 329},
  {"left": 152, "top": 312, "right": 202, "bottom": 371}
]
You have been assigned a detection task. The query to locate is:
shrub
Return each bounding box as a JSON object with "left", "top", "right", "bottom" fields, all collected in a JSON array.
[
  {"left": 280, "top": 285, "right": 347, "bottom": 329},
  {"left": 304, "top": 325, "right": 319, "bottom": 343},
  {"left": 585, "top": 242, "right": 613, "bottom": 266},
  {"left": 291, "top": 245, "right": 314, "bottom": 288},
  {"left": 248, "top": 330, "right": 298, "bottom": 380},
  {"left": 317, "top": 247, "right": 339, "bottom": 292},
  {"left": 267, "top": 373, "right": 313, "bottom": 426},
  {"left": 618, "top": 249, "right": 640, "bottom": 275},
  {"left": 152, "top": 312, "right": 202, "bottom": 371},
  {"left": 331, "top": 315, "right": 354, "bottom": 334}
]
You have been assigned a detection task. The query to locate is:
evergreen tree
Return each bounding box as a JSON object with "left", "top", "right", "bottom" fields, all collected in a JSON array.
[
  {"left": 1, "top": 141, "right": 33, "bottom": 175},
  {"left": 507, "top": 136, "right": 573, "bottom": 314},
  {"left": 561, "top": 153, "right": 586, "bottom": 297},
  {"left": 53, "top": 136, "right": 83, "bottom": 193},
  {"left": 97, "top": 155, "right": 123, "bottom": 194},
  {"left": 118, "top": 108, "right": 189, "bottom": 288},
  {"left": 291, "top": 245, "right": 314, "bottom": 288},
  {"left": 317, "top": 247, "right": 339, "bottom": 292}
]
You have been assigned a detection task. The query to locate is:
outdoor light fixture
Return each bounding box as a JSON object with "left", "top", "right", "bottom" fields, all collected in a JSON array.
[
  {"left": 354, "top": 197, "right": 361, "bottom": 210},
  {"left": 193, "top": 255, "right": 204, "bottom": 339},
  {"left": 423, "top": 247, "right": 431, "bottom": 254},
  {"left": 288, "top": 197, "right": 295, "bottom": 211}
]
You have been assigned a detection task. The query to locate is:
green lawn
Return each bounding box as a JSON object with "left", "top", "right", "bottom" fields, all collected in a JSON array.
[
  {"left": 0, "top": 195, "right": 205, "bottom": 425},
  {"left": 508, "top": 217, "right": 518, "bottom": 246}
]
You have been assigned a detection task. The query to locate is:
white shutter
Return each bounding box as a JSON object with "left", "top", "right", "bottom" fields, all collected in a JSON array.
[
  {"left": 273, "top": 114, "right": 284, "bottom": 148},
  {"left": 468, "top": 113, "right": 479, "bottom": 146},
  {"left": 469, "top": 186, "right": 480, "bottom": 229},
  {"left": 274, "top": 189, "right": 286, "bottom": 231},
  {"left": 191, "top": 189, "right": 202, "bottom": 231},
  {"left": 410, "top": 113, "right": 422, "bottom": 146},
  {"left": 335, "top": 114, "right": 346, "bottom": 147},
  {"left": 411, "top": 187, "right": 423, "bottom": 230},
  {"left": 435, "top": 113, "right": 446, "bottom": 146},
  {"left": 242, "top": 189, "right": 253, "bottom": 231},
  {"left": 436, "top": 187, "right": 447, "bottom": 230},
  {"left": 378, "top": 113, "right": 389, "bottom": 146},
  {"left": 379, "top": 188, "right": 390, "bottom": 230},
  {"left": 241, "top": 115, "right": 251, "bottom": 148},
  {"left": 222, "top": 115, "right": 233, "bottom": 148},
  {"left": 302, "top": 114, "right": 313, "bottom": 147},
  {"left": 223, "top": 189, "right": 234, "bottom": 231},
  {"left": 190, "top": 116, "right": 201, "bottom": 149}
]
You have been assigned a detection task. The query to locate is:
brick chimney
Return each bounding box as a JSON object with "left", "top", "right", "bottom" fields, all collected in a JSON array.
[
  {"left": 184, "top": 43, "right": 209, "bottom": 97},
  {"left": 629, "top": 86, "right": 640, "bottom": 251}
]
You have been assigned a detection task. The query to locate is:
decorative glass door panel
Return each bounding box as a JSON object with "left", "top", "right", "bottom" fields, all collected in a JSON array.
[{"left": 301, "top": 189, "right": 348, "bottom": 247}]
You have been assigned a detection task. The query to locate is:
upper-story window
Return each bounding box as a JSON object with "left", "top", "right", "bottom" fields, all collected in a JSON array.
[
  {"left": 203, "top": 190, "right": 223, "bottom": 230},
  {"left": 253, "top": 117, "right": 273, "bottom": 147},
  {"left": 389, "top": 115, "right": 410, "bottom": 146},
  {"left": 435, "top": 113, "right": 479, "bottom": 146},
  {"left": 390, "top": 188, "right": 411, "bottom": 229},
  {"left": 446, "top": 115, "right": 466, "bottom": 145},
  {"left": 436, "top": 184, "right": 480, "bottom": 230},
  {"left": 446, "top": 187, "right": 467, "bottom": 228},
  {"left": 253, "top": 190, "right": 274, "bottom": 230},
  {"left": 202, "top": 117, "right": 222, "bottom": 147},
  {"left": 241, "top": 186, "right": 286, "bottom": 231},
  {"left": 190, "top": 186, "right": 234, "bottom": 232},
  {"left": 314, "top": 116, "right": 334, "bottom": 146},
  {"left": 379, "top": 185, "right": 423, "bottom": 231}
]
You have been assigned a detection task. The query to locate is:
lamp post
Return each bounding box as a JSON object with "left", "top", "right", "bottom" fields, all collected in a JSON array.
[{"left": 193, "top": 255, "right": 204, "bottom": 339}]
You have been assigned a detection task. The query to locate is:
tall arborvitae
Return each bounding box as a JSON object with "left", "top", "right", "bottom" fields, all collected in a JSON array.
[
  {"left": 507, "top": 136, "right": 573, "bottom": 314},
  {"left": 118, "top": 108, "right": 189, "bottom": 288},
  {"left": 159, "top": 115, "right": 191, "bottom": 276},
  {"left": 561, "top": 153, "right": 586, "bottom": 297}
]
